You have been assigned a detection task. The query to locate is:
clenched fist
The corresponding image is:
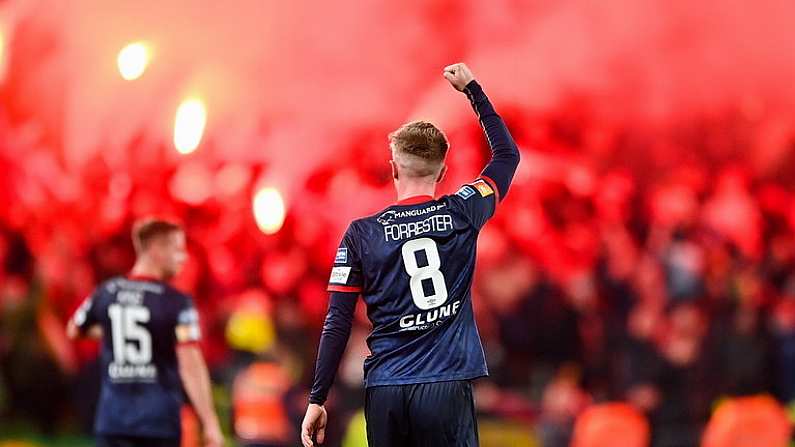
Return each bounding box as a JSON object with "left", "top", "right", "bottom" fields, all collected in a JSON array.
[{"left": 443, "top": 63, "right": 475, "bottom": 91}]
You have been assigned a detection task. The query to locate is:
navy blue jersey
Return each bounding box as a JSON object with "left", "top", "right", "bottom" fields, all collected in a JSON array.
[
  {"left": 327, "top": 177, "right": 499, "bottom": 387},
  {"left": 71, "top": 276, "right": 201, "bottom": 439}
]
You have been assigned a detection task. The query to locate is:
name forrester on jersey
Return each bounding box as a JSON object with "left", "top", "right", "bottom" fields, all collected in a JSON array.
[
  {"left": 374, "top": 202, "right": 462, "bottom": 331},
  {"left": 379, "top": 203, "right": 454, "bottom": 242}
]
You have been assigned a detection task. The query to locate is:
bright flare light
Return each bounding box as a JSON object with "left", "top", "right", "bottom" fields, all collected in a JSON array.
[
  {"left": 0, "top": 24, "right": 8, "bottom": 82},
  {"left": 0, "top": 30, "right": 5, "bottom": 77},
  {"left": 173, "top": 98, "right": 207, "bottom": 154},
  {"left": 117, "top": 42, "right": 150, "bottom": 81},
  {"left": 253, "top": 187, "right": 286, "bottom": 235}
]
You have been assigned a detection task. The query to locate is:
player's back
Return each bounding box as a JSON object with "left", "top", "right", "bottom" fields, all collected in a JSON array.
[
  {"left": 73, "top": 276, "right": 200, "bottom": 439},
  {"left": 328, "top": 179, "right": 498, "bottom": 387}
]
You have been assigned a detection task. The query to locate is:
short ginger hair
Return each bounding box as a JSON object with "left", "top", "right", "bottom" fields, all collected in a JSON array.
[
  {"left": 131, "top": 218, "right": 182, "bottom": 254},
  {"left": 388, "top": 120, "right": 449, "bottom": 178}
]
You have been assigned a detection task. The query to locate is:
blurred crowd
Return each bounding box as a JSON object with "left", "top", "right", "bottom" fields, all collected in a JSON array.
[{"left": 2, "top": 95, "right": 795, "bottom": 447}]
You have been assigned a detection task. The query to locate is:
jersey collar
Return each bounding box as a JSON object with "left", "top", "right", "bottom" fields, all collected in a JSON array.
[
  {"left": 395, "top": 195, "right": 434, "bottom": 206},
  {"left": 127, "top": 273, "right": 162, "bottom": 282}
]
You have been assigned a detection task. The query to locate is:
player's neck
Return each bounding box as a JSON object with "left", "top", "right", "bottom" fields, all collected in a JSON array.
[
  {"left": 395, "top": 180, "right": 436, "bottom": 203},
  {"left": 130, "top": 260, "right": 166, "bottom": 281}
]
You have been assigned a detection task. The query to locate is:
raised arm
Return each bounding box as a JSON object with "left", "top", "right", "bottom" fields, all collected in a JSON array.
[{"left": 444, "top": 63, "right": 521, "bottom": 200}]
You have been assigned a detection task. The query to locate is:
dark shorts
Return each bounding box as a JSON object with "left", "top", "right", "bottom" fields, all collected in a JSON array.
[
  {"left": 96, "top": 435, "right": 180, "bottom": 447},
  {"left": 364, "top": 380, "right": 479, "bottom": 447}
]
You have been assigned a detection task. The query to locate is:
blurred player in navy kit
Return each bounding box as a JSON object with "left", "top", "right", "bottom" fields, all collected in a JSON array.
[
  {"left": 301, "top": 63, "right": 520, "bottom": 446},
  {"left": 68, "top": 219, "right": 223, "bottom": 447}
]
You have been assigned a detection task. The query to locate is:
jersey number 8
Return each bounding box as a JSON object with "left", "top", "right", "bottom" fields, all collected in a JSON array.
[{"left": 401, "top": 238, "right": 449, "bottom": 310}]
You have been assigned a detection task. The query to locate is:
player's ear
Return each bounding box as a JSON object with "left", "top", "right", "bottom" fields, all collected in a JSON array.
[
  {"left": 390, "top": 160, "right": 399, "bottom": 180},
  {"left": 435, "top": 164, "right": 447, "bottom": 184}
]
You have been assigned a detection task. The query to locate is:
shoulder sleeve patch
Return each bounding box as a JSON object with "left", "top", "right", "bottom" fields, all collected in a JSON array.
[
  {"left": 456, "top": 185, "right": 476, "bottom": 200},
  {"left": 471, "top": 179, "right": 494, "bottom": 197},
  {"left": 329, "top": 266, "right": 352, "bottom": 284},
  {"left": 178, "top": 307, "right": 199, "bottom": 325},
  {"left": 72, "top": 296, "right": 94, "bottom": 327},
  {"left": 335, "top": 247, "right": 348, "bottom": 264},
  {"left": 176, "top": 304, "right": 201, "bottom": 342}
]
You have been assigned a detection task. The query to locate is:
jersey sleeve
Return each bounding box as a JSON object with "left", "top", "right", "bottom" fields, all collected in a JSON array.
[
  {"left": 448, "top": 176, "right": 499, "bottom": 230},
  {"left": 327, "top": 224, "right": 364, "bottom": 293},
  {"left": 71, "top": 289, "right": 100, "bottom": 334},
  {"left": 175, "top": 294, "right": 202, "bottom": 344},
  {"left": 464, "top": 80, "right": 520, "bottom": 201}
]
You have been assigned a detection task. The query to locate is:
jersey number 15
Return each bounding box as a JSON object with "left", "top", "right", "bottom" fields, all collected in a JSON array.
[{"left": 108, "top": 303, "right": 152, "bottom": 365}]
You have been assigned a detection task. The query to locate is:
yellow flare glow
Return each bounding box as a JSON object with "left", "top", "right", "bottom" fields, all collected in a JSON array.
[
  {"left": 173, "top": 98, "right": 207, "bottom": 154},
  {"left": 0, "top": 23, "right": 8, "bottom": 83},
  {"left": 117, "top": 42, "right": 150, "bottom": 81},
  {"left": 0, "top": 31, "right": 5, "bottom": 75},
  {"left": 252, "top": 187, "right": 286, "bottom": 235}
]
